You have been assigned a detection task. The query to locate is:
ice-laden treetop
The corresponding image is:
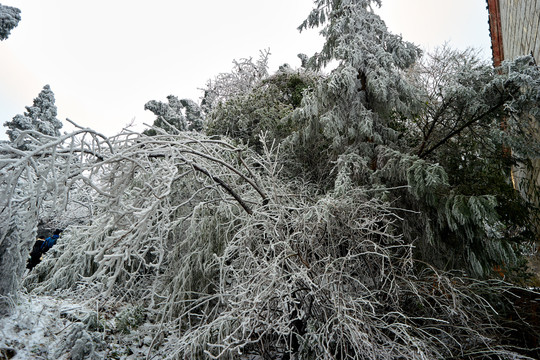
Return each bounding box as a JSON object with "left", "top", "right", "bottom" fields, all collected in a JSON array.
[
  {"left": 293, "top": 0, "right": 422, "bottom": 175},
  {"left": 4, "top": 85, "right": 63, "bottom": 149},
  {"left": 0, "top": 3, "right": 21, "bottom": 41},
  {"left": 291, "top": 0, "right": 423, "bottom": 202}
]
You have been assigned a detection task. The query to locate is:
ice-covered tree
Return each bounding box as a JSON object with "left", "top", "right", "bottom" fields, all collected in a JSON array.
[
  {"left": 398, "top": 47, "right": 540, "bottom": 273},
  {"left": 144, "top": 95, "right": 203, "bottom": 135},
  {"left": 4, "top": 85, "right": 63, "bottom": 149},
  {"left": 207, "top": 65, "right": 319, "bottom": 152},
  {"left": 2, "top": 0, "right": 539, "bottom": 357},
  {"left": 0, "top": 3, "right": 21, "bottom": 41},
  {"left": 202, "top": 49, "right": 271, "bottom": 112},
  {"left": 284, "top": 0, "right": 540, "bottom": 276}
]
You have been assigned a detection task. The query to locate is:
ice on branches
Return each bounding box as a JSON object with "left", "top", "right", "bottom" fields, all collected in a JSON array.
[
  {"left": 4, "top": 85, "right": 63, "bottom": 150},
  {"left": 0, "top": 128, "right": 529, "bottom": 359},
  {"left": 0, "top": 3, "right": 21, "bottom": 41}
]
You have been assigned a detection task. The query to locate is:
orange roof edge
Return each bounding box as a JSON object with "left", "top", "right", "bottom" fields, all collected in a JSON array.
[{"left": 487, "top": 0, "right": 504, "bottom": 66}]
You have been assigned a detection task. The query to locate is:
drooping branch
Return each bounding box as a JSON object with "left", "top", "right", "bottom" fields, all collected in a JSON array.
[
  {"left": 191, "top": 162, "right": 253, "bottom": 215},
  {"left": 179, "top": 148, "right": 269, "bottom": 204},
  {"left": 417, "top": 99, "right": 452, "bottom": 156},
  {"left": 418, "top": 99, "right": 507, "bottom": 159},
  {"left": 142, "top": 136, "right": 269, "bottom": 211}
]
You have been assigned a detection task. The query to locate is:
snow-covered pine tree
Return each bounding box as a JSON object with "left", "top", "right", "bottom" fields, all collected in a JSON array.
[
  {"left": 288, "top": 0, "right": 540, "bottom": 276},
  {"left": 0, "top": 3, "right": 21, "bottom": 41},
  {"left": 288, "top": 0, "right": 420, "bottom": 187},
  {"left": 4, "top": 85, "right": 63, "bottom": 149}
]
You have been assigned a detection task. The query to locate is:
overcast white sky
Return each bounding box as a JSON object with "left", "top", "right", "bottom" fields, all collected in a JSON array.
[{"left": 0, "top": 0, "right": 491, "bottom": 140}]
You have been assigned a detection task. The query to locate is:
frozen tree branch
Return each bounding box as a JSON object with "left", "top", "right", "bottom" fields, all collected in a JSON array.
[{"left": 0, "top": 126, "right": 531, "bottom": 358}]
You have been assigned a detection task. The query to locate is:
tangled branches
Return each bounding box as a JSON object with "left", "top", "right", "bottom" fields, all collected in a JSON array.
[
  {"left": 1, "top": 129, "right": 534, "bottom": 359},
  {"left": 164, "top": 191, "right": 526, "bottom": 359}
]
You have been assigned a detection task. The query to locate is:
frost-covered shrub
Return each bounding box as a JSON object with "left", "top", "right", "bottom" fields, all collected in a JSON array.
[
  {"left": 207, "top": 68, "right": 318, "bottom": 153},
  {"left": 55, "top": 323, "right": 101, "bottom": 360},
  {"left": 159, "top": 188, "right": 527, "bottom": 359},
  {"left": 202, "top": 49, "right": 271, "bottom": 113},
  {"left": 143, "top": 51, "right": 276, "bottom": 137},
  {"left": 8, "top": 129, "right": 532, "bottom": 359},
  {"left": 115, "top": 305, "right": 145, "bottom": 334}
]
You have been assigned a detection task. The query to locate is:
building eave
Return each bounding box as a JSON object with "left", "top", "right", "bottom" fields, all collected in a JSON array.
[{"left": 487, "top": 0, "right": 504, "bottom": 66}]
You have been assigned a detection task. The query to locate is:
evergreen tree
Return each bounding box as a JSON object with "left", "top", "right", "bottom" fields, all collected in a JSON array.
[
  {"left": 4, "top": 85, "right": 63, "bottom": 149},
  {"left": 0, "top": 3, "right": 21, "bottom": 41},
  {"left": 286, "top": 0, "right": 540, "bottom": 276},
  {"left": 144, "top": 95, "right": 204, "bottom": 135}
]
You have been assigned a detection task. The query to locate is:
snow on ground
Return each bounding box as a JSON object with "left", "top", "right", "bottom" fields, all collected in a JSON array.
[
  {"left": 0, "top": 293, "right": 88, "bottom": 359},
  {"left": 0, "top": 292, "right": 154, "bottom": 359}
]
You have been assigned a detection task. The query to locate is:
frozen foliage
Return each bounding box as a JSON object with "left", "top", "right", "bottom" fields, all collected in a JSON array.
[
  {"left": 0, "top": 206, "right": 36, "bottom": 317},
  {"left": 202, "top": 49, "right": 271, "bottom": 112},
  {"left": 144, "top": 96, "right": 204, "bottom": 135},
  {"left": 0, "top": 124, "right": 109, "bottom": 316},
  {"left": 145, "top": 49, "right": 274, "bottom": 138},
  {"left": 0, "top": 126, "right": 532, "bottom": 358},
  {"left": 289, "top": 0, "right": 422, "bottom": 186},
  {"left": 285, "top": 1, "right": 540, "bottom": 276},
  {"left": 4, "top": 85, "right": 63, "bottom": 149},
  {"left": 2, "top": 0, "right": 540, "bottom": 358},
  {"left": 207, "top": 66, "right": 319, "bottom": 152},
  {"left": 1, "top": 98, "right": 67, "bottom": 314},
  {"left": 0, "top": 3, "right": 20, "bottom": 41}
]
